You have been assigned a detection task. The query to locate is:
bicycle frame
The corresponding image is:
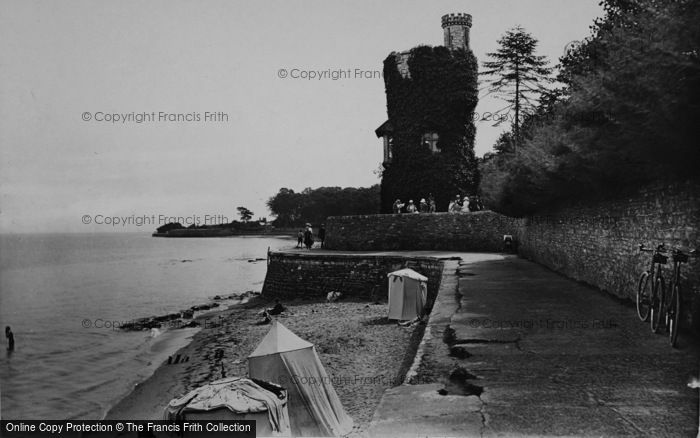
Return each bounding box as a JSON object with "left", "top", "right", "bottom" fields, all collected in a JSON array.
[
  {"left": 669, "top": 252, "right": 685, "bottom": 289},
  {"left": 640, "top": 244, "right": 667, "bottom": 279},
  {"left": 665, "top": 248, "right": 694, "bottom": 347},
  {"left": 638, "top": 244, "right": 667, "bottom": 331},
  {"left": 638, "top": 244, "right": 697, "bottom": 347}
]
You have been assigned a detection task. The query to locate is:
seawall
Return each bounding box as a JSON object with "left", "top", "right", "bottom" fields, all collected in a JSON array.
[
  {"left": 262, "top": 252, "right": 445, "bottom": 304},
  {"left": 311, "top": 181, "right": 699, "bottom": 332},
  {"left": 324, "top": 211, "right": 519, "bottom": 252}
]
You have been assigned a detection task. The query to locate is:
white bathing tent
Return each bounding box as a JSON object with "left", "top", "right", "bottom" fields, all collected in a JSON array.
[
  {"left": 163, "top": 376, "right": 291, "bottom": 437},
  {"left": 387, "top": 268, "right": 428, "bottom": 321},
  {"left": 247, "top": 321, "right": 353, "bottom": 437}
]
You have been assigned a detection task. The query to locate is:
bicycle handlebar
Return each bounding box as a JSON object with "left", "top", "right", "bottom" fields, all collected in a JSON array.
[
  {"left": 638, "top": 243, "right": 666, "bottom": 253},
  {"left": 672, "top": 248, "right": 699, "bottom": 257},
  {"left": 639, "top": 243, "right": 699, "bottom": 258}
]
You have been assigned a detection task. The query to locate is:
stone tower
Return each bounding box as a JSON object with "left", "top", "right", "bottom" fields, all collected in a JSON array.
[
  {"left": 441, "top": 13, "right": 472, "bottom": 50},
  {"left": 376, "top": 14, "right": 479, "bottom": 213}
]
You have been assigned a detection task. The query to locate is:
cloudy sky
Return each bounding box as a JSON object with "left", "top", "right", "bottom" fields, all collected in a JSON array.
[{"left": 0, "top": 0, "right": 603, "bottom": 233}]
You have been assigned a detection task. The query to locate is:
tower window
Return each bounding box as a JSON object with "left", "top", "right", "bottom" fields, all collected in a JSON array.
[
  {"left": 383, "top": 135, "right": 394, "bottom": 162},
  {"left": 422, "top": 132, "right": 439, "bottom": 153}
]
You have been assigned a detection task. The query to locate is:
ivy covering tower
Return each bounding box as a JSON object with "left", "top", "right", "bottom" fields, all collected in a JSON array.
[{"left": 376, "top": 13, "right": 479, "bottom": 213}]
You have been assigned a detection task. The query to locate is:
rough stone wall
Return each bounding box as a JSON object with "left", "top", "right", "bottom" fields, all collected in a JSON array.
[
  {"left": 325, "top": 211, "right": 520, "bottom": 252},
  {"left": 443, "top": 25, "right": 469, "bottom": 50},
  {"left": 516, "top": 180, "right": 700, "bottom": 332},
  {"left": 262, "top": 253, "right": 444, "bottom": 304},
  {"left": 394, "top": 51, "right": 411, "bottom": 79}
]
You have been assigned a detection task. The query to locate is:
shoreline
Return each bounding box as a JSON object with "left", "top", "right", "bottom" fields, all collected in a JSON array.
[
  {"left": 103, "top": 294, "right": 257, "bottom": 420},
  {"left": 152, "top": 229, "right": 298, "bottom": 238},
  {"left": 100, "top": 326, "right": 201, "bottom": 420},
  {"left": 105, "top": 296, "right": 425, "bottom": 434}
]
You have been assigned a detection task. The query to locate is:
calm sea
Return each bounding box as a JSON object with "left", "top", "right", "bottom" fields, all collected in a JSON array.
[{"left": 0, "top": 233, "right": 293, "bottom": 419}]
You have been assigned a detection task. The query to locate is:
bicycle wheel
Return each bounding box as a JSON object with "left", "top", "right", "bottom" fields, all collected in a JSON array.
[
  {"left": 651, "top": 276, "right": 665, "bottom": 333},
  {"left": 636, "top": 272, "right": 651, "bottom": 321},
  {"left": 668, "top": 284, "right": 681, "bottom": 348}
]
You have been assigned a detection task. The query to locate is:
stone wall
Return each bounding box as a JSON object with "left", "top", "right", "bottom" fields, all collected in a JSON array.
[
  {"left": 262, "top": 252, "right": 444, "bottom": 304},
  {"left": 516, "top": 180, "right": 700, "bottom": 332},
  {"left": 275, "top": 181, "right": 698, "bottom": 331},
  {"left": 325, "top": 211, "right": 520, "bottom": 252}
]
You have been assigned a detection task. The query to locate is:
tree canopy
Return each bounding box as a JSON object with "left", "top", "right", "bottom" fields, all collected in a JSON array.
[
  {"left": 480, "top": 0, "right": 700, "bottom": 216},
  {"left": 267, "top": 185, "right": 380, "bottom": 227},
  {"left": 236, "top": 206, "right": 253, "bottom": 222}
]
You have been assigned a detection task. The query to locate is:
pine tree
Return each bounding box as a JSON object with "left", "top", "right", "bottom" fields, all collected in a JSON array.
[
  {"left": 481, "top": 26, "right": 553, "bottom": 149},
  {"left": 237, "top": 206, "right": 253, "bottom": 222}
]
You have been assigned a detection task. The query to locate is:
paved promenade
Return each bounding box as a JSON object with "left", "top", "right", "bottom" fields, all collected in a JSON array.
[{"left": 368, "top": 254, "right": 700, "bottom": 437}]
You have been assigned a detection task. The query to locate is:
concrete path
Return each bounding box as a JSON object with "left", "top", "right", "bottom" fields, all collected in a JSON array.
[
  {"left": 276, "top": 248, "right": 481, "bottom": 259},
  {"left": 368, "top": 254, "right": 699, "bottom": 437}
]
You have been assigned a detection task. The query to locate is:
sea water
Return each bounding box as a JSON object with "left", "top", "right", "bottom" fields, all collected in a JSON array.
[{"left": 0, "top": 232, "right": 293, "bottom": 419}]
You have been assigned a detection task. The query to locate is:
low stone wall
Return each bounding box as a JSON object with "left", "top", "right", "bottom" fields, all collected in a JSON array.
[
  {"left": 325, "top": 211, "right": 519, "bottom": 252},
  {"left": 516, "top": 180, "right": 700, "bottom": 332},
  {"left": 262, "top": 252, "right": 444, "bottom": 304}
]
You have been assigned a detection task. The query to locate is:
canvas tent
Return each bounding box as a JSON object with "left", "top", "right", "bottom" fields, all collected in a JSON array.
[
  {"left": 387, "top": 268, "right": 428, "bottom": 321},
  {"left": 163, "top": 376, "right": 291, "bottom": 437},
  {"left": 247, "top": 321, "right": 353, "bottom": 437}
]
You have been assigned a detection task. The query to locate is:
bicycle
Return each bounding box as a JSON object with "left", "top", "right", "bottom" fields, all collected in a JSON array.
[
  {"left": 637, "top": 244, "right": 667, "bottom": 333},
  {"left": 662, "top": 248, "right": 698, "bottom": 348}
]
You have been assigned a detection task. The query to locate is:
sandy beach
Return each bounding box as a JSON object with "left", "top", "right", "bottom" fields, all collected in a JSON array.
[{"left": 106, "top": 296, "right": 424, "bottom": 435}]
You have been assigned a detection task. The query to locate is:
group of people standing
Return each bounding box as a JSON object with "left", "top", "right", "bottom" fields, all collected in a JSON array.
[
  {"left": 296, "top": 223, "right": 326, "bottom": 249},
  {"left": 392, "top": 193, "right": 484, "bottom": 214},
  {"left": 392, "top": 195, "right": 437, "bottom": 214},
  {"left": 448, "top": 194, "right": 484, "bottom": 213}
]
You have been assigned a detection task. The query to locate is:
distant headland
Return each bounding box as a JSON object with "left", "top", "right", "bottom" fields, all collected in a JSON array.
[{"left": 152, "top": 221, "right": 292, "bottom": 237}]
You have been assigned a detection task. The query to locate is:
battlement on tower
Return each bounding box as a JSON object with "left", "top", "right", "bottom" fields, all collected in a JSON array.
[{"left": 441, "top": 13, "right": 472, "bottom": 29}]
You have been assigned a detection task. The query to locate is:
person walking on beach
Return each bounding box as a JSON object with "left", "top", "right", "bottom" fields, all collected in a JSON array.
[
  {"left": 5, "top": 326, "right": 14, "bottom": 351},
  {"left": 318, "top": 224, "right": 326, "bottom": 248},
  {"left": 428, "top": 194, "right": 436, "bottom": 213},
  {"left": 296, "top": 230, "right": 304, "bottom": 248}
]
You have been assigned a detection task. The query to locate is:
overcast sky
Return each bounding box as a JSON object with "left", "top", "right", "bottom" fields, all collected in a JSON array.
[{"left": 0, "top": 0, "right": 603, "bottom": 233}]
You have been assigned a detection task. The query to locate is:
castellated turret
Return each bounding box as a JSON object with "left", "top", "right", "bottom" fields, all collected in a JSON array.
[{"left": 441, "top": 13, "right": 472, "bottom": 50}]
